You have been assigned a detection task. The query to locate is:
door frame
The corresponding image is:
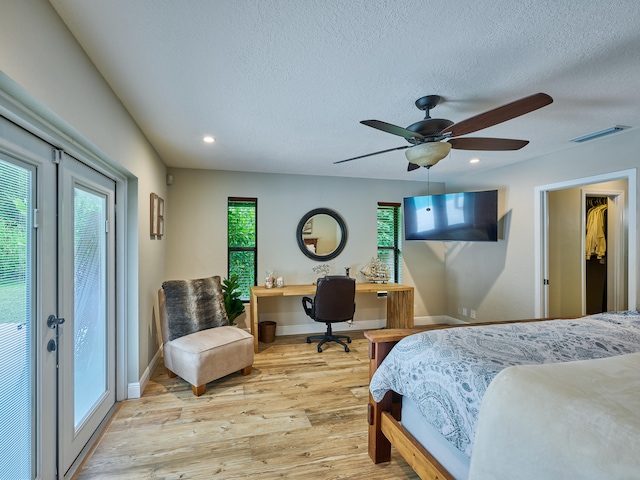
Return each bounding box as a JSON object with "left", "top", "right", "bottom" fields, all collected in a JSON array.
[
  {"left": 1, "top": 78, "right": 130, "bottom": 478},
  {"left": 534, "top": 169, "right": 637, "bottom": 317}
]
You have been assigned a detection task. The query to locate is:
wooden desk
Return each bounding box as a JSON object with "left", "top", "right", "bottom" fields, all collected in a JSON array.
[{"left": 249, "top": 282, "right": 414, "bottom": 352}]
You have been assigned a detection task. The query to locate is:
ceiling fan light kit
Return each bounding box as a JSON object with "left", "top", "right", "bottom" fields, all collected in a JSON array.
[
  {"left": 335, "top": 93, "right": 553, "bottom": 171},
  {"left": 404, "top": 141, "right": 451, "bottom": 167}
]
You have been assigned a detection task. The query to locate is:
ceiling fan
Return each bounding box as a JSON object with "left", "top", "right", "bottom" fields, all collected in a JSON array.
[{"left": 335, "top": 93, "right": 553, "bottom": 171}]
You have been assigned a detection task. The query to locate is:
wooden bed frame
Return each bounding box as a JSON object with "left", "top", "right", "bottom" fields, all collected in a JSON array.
[{"left": 365, "top": 319, "right": 567, "bottom": 480}]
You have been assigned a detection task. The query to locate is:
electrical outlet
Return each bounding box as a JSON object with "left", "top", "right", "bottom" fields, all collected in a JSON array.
[
  {"left": 462, "top": 307, "right": 468, "bottom": 316},
  {"left": 470, "top": 309, "right": 476, "bottom": 319}
]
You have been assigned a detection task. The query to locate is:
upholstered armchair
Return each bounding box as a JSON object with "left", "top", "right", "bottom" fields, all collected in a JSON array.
[{"left": 158, "top": 275, "right": 254, "bottom": 396}]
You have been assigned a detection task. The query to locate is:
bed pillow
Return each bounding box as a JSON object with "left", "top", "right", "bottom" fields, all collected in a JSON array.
[{"left": 162, "top": 275, "right": 229, "bottom": 341}]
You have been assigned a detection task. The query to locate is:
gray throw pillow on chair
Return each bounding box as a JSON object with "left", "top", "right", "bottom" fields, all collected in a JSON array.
[{"left": 162, "top": 275, "right": 229, "bottom": 341}]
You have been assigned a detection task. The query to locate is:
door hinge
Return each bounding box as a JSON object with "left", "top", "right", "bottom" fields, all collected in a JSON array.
[
  {"left": 543, "top": 279, "right": 550, "bottom": 285},
  {"left": 52, "top": 148, "right": 63, "bottom": 164},
  {"left": 33, "top": 208, "right": 39, "bottom": 229},
  {"left": 105, "top": 219, "right": 109, "bottom": 234}
]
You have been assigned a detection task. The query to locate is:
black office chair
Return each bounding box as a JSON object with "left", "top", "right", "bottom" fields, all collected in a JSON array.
[{"left": 302, "top": 275, "right": 356, "bottom": 352}]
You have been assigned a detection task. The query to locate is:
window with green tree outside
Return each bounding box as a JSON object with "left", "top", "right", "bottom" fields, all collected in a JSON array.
[
  {"left": 377, "top": 202, "right": 402, "bottom": 283},
  {"left": 227, "top": 198, "right": 257, "bottom": 301}
]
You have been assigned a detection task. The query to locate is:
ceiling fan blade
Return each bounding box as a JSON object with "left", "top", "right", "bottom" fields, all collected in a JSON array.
[
  {"left": 361, "top": 120, "right": 425, "bottom": 141},
  {"left": 448, "top": 137, "right": 529, "bottom": 151},
  {"left": 440, "top": 93, "right": 553, "bottom": 138},
  {"left": 334, "top": 145, "right": 410, "bottom": 164},
  {"left": 407, "top": 162, "right": 421, "bottom": 171}
]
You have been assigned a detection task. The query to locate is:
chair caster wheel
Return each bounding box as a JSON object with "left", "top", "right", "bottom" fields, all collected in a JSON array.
[
  {"left": 345, "top": 346, "right": 350, "bottom": 352},
  {"left": 317, "top": 346, "right": 323, "bottom": 353},
  {"left": 347, "top": 338, "right": 352, "bottom": 343},
  {"left": 306, "top": 339, "right": 311, "bottom": 344}
]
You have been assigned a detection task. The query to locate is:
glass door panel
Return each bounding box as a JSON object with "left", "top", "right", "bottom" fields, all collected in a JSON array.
[
  {"left": 0, "top": 158, "right": 34, "bottom": 479},
  {"left": 73, "top": 187, "right": 108, "bottom": 428}
]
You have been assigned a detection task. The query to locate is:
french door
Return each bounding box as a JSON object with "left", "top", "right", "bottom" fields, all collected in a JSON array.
[
  {"left": 57, "top": 152, "right": 116, "bottom": 476},
  {"left": 0, "top": 115, "right": 116, "bottom": 479}
]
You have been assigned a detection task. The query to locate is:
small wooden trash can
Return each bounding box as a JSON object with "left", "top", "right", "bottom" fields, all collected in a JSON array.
[{"left": 258, "top": 321, "right": 276, "bottom": 343}]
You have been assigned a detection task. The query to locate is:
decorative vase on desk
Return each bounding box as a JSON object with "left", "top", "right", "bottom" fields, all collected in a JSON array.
[{"left": 265, "top": 270, "right": 275, "bottom": 288}]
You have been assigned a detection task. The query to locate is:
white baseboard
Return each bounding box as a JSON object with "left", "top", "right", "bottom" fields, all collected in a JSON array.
[
  {"left": 127, "top": 344, "right": 163, "bottom": 399},
  {"left": 414, "top": 315, "right": 468, "bottom": 325}
]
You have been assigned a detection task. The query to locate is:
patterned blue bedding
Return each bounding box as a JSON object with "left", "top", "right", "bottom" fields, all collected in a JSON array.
[{"left": 369, "top": 311, "right": 640, "bottom": 458}]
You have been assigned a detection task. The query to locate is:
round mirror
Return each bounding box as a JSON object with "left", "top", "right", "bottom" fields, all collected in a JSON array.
[{"left": 296, "top": 208, "right": 348, "bottom": 261}]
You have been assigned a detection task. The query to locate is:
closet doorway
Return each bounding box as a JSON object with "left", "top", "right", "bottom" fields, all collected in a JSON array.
[
  {"left": 584, "top": 194, "right": 619, "bottom": 314},
  {"left": 536, "top": 170, "right": 636, "bottom": 318}
]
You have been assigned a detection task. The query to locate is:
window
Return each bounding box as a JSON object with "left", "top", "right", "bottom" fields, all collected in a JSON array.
[
  {"left": 227, "top": 197, "right": 257, "bottom": 301},
  {"left": 377, "top": 202, "right": 401, "bottom": 283},
  {"left": 0, "top": 158, "right": 33, "bottom": 478}
]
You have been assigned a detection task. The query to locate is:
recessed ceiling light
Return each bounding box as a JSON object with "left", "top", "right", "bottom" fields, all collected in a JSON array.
[
  {"left": 203, "top": 136, "right": 215, "bottom": 143},
  {"left": 469, "top": 158, "right": 480, "bottom": 164}
]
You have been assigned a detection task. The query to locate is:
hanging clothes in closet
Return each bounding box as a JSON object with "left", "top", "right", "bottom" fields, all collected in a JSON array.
[{"left": 585, "top": 198, "right": 607, "bottom": 261}]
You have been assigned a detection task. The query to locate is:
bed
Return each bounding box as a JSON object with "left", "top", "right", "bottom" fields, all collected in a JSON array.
[{"left": 365, "top": 311, "right": 640, "bottom": 480}]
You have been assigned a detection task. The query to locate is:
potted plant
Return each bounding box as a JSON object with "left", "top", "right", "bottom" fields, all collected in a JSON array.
[{"left": 222, "top": 274, "right": 245, "bottom": 326}]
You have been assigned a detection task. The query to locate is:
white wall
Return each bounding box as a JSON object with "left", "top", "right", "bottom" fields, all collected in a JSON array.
[
  {"left": 164, "top": 168, "right": 448, "bottom": 333},
  {"left": 0, "top": 0, "right": 168, "bottom": 386},
  {"left": 445, "top": 129, "right": 639, "bottom": 322}
]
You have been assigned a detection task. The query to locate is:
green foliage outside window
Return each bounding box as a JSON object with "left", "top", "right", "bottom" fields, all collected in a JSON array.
[
  {"left": 228, "top": 202, "right": 256, "bottom": 247},
  {"left": 0, "top": 160, "right": 30, "bottom": 326},
  {"left": 377, "top": 204, "right": 401, "bottom": 283},
  {"left": 377, "top": 208, "right": 397, "bottom": 246},
  {"left": 228, "top": 199, "right": 257, "bottom": 300},
  {"left": 0, "top": 161, "right": 29, "bottom": 284}
]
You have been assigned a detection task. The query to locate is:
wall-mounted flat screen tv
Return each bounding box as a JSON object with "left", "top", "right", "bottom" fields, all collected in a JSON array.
[{"left": 403, "top": 190, "right": 498, "bottom": 242}]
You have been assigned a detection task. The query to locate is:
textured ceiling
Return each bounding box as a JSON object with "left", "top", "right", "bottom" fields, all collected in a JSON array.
[{"left": 48, "top": 0, "right": 640, "bottom": 182}]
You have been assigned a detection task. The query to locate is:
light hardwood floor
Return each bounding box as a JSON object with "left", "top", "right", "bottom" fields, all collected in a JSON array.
[{"left": 76, "top": 331, "right": 419, "bottom": 479}]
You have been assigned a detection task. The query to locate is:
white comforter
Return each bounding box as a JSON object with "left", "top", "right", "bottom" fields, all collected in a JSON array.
[{"left": 469, "top": 352, "right": 640, "bottom": 479}]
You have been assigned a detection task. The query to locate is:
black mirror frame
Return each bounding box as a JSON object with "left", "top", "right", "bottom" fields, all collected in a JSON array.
[{"left": 296, "top": 208, "right": 348, "bottom": 261}]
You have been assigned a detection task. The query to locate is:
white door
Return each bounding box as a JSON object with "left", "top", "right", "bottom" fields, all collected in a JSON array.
[
  {"left": 0, "top": 116, "right": 57, "bottom": 479},
  {"left": 57, "top": 152, "right": 116, "bottom": 476},
  {"left": 0, "top": 115, "right": 117, "bottom": 479}
]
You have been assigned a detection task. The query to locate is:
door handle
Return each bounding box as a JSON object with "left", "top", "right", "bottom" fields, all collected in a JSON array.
[{"left": 47, "top": 314, "right": 65, "bottom": 329}]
